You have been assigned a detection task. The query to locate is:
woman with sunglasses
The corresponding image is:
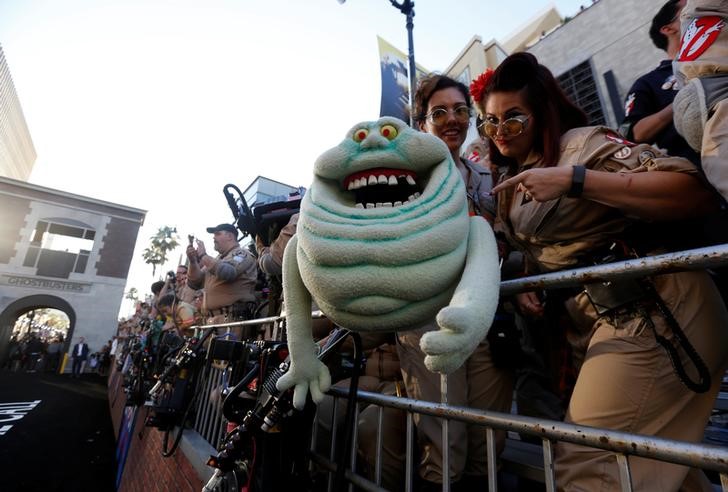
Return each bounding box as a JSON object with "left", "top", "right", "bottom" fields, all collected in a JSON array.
[
  {"left": 473, "top": 52, "right": 728, "bottom": 490},
  {"left": 395, "top": 73, "right": 514, "bottom": 491}
]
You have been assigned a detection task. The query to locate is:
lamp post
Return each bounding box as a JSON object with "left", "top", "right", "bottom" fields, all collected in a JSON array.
[{"left": 338, "top": 0, "right": 417, "bottom": 126}]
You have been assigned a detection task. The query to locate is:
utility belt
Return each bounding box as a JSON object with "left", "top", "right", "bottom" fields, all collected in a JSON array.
[
  {"left": 205, "top": 301, "right": 257, "bottom": 320},
  {"left": 566, "top": 242, "right": 711, "bottom": 393}
]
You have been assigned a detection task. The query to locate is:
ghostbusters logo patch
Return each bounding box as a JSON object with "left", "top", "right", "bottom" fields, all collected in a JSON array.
[
  {"left": 638, "top": 150, "right": 656, "bottom": 165},
  {"left": 613, "top": 147, "right": 632, "bottom": 160},
  {"left": 678, "top": 16, "right": 725, "bottom": 62},
  {"left": 233, "top": 255, "right": 244, "bottom": 263},
  {"left": 605, "top": 133, "right": 636, "bottom": 146},
  {"left": 624, "top": 93, "right": 636, "bottom": 117}
]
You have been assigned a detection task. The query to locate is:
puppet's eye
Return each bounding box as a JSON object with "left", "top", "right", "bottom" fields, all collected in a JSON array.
[
  {"left": 380, "top": 125, "right": 398, "bottom": 140},
  {"left": 353, "top": 129, "right": 369, "bottom": 143}
]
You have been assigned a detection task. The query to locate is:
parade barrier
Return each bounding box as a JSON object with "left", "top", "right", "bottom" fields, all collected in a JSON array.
[{"left": 110, "top": 244, "right": 728, "bottom": 491}]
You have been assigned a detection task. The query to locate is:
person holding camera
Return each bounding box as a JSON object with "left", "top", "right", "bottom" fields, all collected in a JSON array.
[
  {"left": 186, "top": 223, "right": 258, "bottom": 334},
  {"left": 159, "top": 264, "right": 198, "bottom": 304}
]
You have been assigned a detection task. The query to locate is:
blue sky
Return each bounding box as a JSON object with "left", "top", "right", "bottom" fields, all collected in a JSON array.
[{"left": 0, "top": 0, "right": 591, "bottom": 314}]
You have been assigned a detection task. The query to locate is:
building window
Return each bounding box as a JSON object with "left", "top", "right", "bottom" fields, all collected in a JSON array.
[
  {"left": 23, "top": 220, "right": 96, "bottom": 278},
  {"left": 456, "top": 67, "right": 471, "bottom": 87},
  {"left": 557, "top": 60, "right": 606, "bottom": 126}
]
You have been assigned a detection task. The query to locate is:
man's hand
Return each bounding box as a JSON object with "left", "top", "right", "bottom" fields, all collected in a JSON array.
[
  {"left": 195, "top": 239, "right": 207, "bottom": 258},
  {"left": 491, "top": 166, "right": 573, "bottom": 202},
  {"left": 254, "top": 235, "right": 266, "bottom": 255},
  {"left": 186, "top": 244, "right": 197, "bottom": 262}
]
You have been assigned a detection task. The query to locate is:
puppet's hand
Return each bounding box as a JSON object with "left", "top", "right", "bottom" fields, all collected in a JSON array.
[
  {"left": 276, "top": 343, "right": 331, "bottom": 410},
  {"left": 420, "top": 305, "right": 485, "bottom": 374}
]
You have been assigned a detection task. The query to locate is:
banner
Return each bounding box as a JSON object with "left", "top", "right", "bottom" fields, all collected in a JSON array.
[{"left": 377, "top": 36, "right": 429, "bottom": 124}]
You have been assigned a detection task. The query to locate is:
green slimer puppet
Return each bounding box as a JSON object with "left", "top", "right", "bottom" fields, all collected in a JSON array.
[{"left": 277, "top": 117, "right": 500, "bottom": 410}]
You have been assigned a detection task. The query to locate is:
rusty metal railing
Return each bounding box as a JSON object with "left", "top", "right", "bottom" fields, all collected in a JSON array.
[
  {"left": 314, "top": 387, "right": 728, "bottom": 492},
  {"left": 185, "top": 244, "right": 728, "bottom": 490}
]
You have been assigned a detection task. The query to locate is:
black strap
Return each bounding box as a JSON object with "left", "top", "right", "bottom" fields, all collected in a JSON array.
[
  {"left": 567, "top": 165, "right": 586, "bottom": 198},
  {"left": 642, "top": 280, "right": 711, "bottom": 393}
]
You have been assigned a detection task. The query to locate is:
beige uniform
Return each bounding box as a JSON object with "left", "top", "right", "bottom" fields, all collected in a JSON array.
[
  {"left": 258, "top": 213, "right": 298, "bottom": 277},
  {"left": 673, "top": 1, "right": 728, "bottom": 200},
  {"left": 175, "top": 283, "right": 198, "bottom": 304},
  {"left": 496, "top": 126, "right": 728, "bottom": 491},
  {"left": 187, "top": 244, "right": 258, "bottom": 318},
  {"left": 397, "top": 161, "right": 514, "bottom": 485}
]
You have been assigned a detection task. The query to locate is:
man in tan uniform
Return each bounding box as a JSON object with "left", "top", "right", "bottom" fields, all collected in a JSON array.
[
  {"left": 159, "top": 264, "right": 199, "bottom": 304},
  {"left": 672, "top": 0, "right": 728, "bottom": 200},
  {"left": 186, "top": 223, "right": 258, "bottom": 335}
]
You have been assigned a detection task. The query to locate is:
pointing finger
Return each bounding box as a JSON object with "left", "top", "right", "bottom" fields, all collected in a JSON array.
[{"left": 491, "top": 173, "right": 525, "bottom": 194}]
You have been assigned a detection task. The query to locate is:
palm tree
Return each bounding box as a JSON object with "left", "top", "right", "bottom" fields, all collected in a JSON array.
[
  {"left": 142, "top": 226, "right": 180, "bottom": 277},
  {"left": 125, "top": 287, "right": 139, "bottom": 301}
]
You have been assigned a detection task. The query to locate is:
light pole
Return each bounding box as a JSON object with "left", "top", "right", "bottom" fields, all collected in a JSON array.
[{"left": 338, "top": 0, "right": 417, "bottom": 126}]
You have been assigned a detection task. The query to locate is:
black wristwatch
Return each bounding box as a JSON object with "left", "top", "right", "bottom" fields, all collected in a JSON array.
[{"left": 567, "top": 165, "right": 586, "bottom": 198}]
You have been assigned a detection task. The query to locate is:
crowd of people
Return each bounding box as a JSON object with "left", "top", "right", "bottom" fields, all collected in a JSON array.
[
  {"left": 106, "top": 1, "right": 728, "bottom": 490},
  {"left": 2, "top": 332, "right": 114, "bottom": 377}
]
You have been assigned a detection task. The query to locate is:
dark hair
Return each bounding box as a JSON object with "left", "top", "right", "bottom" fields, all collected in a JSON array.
[
  {"left": 650, "top": 0, "right": 680, "bottom": 50},
  {"left": 151, "top": 280, "right": 165, "bottom": 295},
  {"left": 177, "top": 265, "right": 188, "bottom": 273},
  {"left": 413, "top": 73, "right": 471, "bottom": 124},
  {"left": 157, "top": 294, "right": 176, "bottom": 309},
  {"left": 481, "top": 52, "right": 587, "bottom": 169}
]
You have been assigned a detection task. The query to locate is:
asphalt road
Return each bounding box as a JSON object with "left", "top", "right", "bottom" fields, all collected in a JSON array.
[{"left": 0, "top": 370, "right": 116, "bottom": 492}]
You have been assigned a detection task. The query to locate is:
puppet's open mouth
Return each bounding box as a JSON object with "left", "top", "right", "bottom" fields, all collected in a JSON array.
[{"left": 342, "top": 168, "right": 422, "bottom": 209}]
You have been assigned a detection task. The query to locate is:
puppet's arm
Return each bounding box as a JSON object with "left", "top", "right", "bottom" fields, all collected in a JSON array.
[
  {"left": 420, "top": 217, "right": 500, "bottom": 373},
  {"left": 275, "top": 235, "right": 332, "bottom": 409}
]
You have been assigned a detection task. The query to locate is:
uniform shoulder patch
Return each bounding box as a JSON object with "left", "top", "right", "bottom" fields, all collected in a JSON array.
[
  {"left": 232, "top": 255, "right": 244, "bottom": 263},
  {"left": 678, "top": 16, "right": 725, "bottom": 62},
  {"left": 624, "top": 93, "right": 636, "bottom": 117},
  {"left": 605, "top": 132, "right": 636, "bottom": 146}
]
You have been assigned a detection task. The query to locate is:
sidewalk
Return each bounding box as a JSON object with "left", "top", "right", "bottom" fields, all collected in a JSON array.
[{"left": 0, "top": 370, "right": 116, "bottom": 491}]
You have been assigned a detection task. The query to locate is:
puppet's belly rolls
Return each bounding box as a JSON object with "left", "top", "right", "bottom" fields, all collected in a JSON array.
[{"left": 296, "top": 214, "right": 469, "bottom": 331}]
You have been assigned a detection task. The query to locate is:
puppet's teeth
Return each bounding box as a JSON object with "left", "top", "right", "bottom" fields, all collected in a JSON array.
[
  {"left": 368, "top": 175, "right": 377, "bottom": 186},
  {"left": 358, "top": 178, "right": 366, "bottom": 188},
  {"left": 402, "top": 200, "right": 408, "bottom": 205},
  {"left": 347, "top": 181, "right": 355, "bottom": 191},
  {"left": 408, "top": 194, "right": 416, "bottom": 201},
  {"left": 406, "top": 175, "right": 416, "bottom": 186},
  {"left": 366, "top": 202, "right": 375, "bottom": 209},
  {"left": 388, "top": 175, "right": 398, "bottom": 186},
  {"left": 413, "top": 192, "right": 421, "bottom": 198},
  {"left": 382, "top": 202, "right": 392, "bottom": 207},
  {"left": 394, "top": 201, "right": 402, "bottom": 206},
  {"left": 375, "top": 202, "right": 382, "bottom": 208},
  {"left": 355, "top": 203, "right": 364, "bottom": 208},
  {"left": 378, "top": 175, "right": 387, "bottom": 185}
]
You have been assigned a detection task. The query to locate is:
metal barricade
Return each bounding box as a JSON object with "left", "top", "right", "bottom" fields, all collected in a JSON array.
[
  {"left": 305, "top": 244, "right": 728, "bottom": 491},
  {"left": 315, "top": 388, "right": 728, "bottom": 492},
  {"left": 184, "top": 244, "right": 728, "bottom": 489}
]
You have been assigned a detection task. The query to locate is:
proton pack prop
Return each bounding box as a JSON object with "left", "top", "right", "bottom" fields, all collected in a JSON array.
[
  {"left": 276, "top": 117, "right": 501, "bottom": 410},
  {"left": 202, "top": 329, "right": 358, "bottom": 492},
  {"left": 223, "top": 183, "right": 303, "bottom": 246},
  {"left": 145, "top": 329, "right": 215, "bottom": 459}
]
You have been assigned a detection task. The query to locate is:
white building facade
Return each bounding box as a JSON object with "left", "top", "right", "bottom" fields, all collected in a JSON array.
[{"left": 0, "top": 177, "right": 145, "bottom": 363}]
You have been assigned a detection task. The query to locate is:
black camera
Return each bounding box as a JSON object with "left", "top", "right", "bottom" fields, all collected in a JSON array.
[{"left": 166, "top": 270, "right": 176, "bottom": 283}]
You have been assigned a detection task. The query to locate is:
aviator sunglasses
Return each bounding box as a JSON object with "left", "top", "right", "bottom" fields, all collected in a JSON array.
[
  {"left": 425, "top": 105, "right": 472, "bottom": 126},
  {"left": 478, "top": 114, "right": 531, "bottom": 139}
]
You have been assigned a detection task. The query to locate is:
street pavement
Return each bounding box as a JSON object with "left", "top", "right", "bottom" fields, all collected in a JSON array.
[{"left": 0, "top": 370, "right": 116, "bottom": 491}]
